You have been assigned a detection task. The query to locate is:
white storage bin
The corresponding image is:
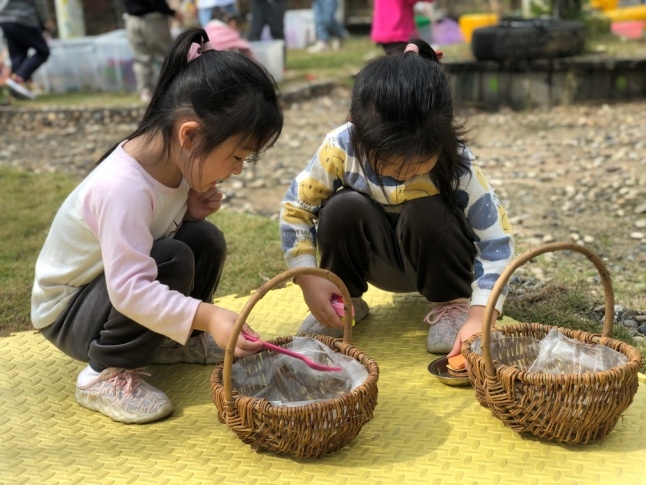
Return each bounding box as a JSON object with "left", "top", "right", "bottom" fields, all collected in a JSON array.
[
  {"left": 93, "top": 30, "right": 137, "bottom": 92},
  {"left": 31, "top": 38, "right": 97, "bottom": 93},
  {"left": 249, "top": 40, "right": 284, "bottom": 83},
  {"left": 284, "top": 9, "right": 316, "bottom": 49}
]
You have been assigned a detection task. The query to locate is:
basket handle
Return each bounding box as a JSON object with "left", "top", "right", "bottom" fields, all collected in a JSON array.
[
  {"left": 222, "top": 267, "right": 354, "bottom": 401},
  {"left": 480, "top": 242, "right": 614, "bottom": 377}
]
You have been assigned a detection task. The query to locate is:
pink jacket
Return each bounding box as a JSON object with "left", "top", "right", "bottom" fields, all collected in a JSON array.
[
  {"left": 371, "top": 0, "right": 424, "bottom": 44},
  {"left": 204, "top": 20, "right": 256, "bottom": 60}
]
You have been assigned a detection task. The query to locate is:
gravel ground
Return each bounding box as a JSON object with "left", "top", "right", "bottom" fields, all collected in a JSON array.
[{"left": 2, "top": 87, "right": 646, "bottom": 315}]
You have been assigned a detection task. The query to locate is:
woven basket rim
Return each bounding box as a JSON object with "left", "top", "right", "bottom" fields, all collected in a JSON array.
[
  {"left": 463, "top": 322, "right": 643, "bottom": 383},
  {"left": 211, "top": 334, "right": 380, "bottom": 412}
]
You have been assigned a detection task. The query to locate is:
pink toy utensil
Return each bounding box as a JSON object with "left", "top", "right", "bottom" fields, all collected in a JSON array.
[{"left": 241, "top": 331, "right": 343, "bottom": 372}]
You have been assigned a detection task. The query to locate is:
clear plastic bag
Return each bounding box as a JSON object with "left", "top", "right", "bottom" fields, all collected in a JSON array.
[
  {"left": 230, "top": 337, "right": 369, "bottom": 407},
  {"left": 471, "top": 331, "right": 542, "bottom": 371},
  {"left": 526, "top": 328, "right": 629, "bottom": 374}
]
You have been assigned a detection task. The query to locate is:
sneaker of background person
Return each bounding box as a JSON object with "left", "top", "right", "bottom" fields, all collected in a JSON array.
[
  {"left": 5, "top": 77, "right": 36, "bottom": 100},
  {"left": 330, "top": 38, "right": 342, "bottom": 51},
  {"left": 151, "top": 332, "right": 225, "bottom": 365},
  {"left": 140, "top": 88, "right": 152, "bottom": 103},
  {"left": 307, "top": 40, "right": 330, "bottom": 53},
  {"left": 424, "top": 299, "right": 470, "bottom": 354},
  {"left": 75, "top": 367, "right": 174, "bottom": 424},
  {"left": 297, "top": 297, "right": 369, "bottom": 337}
]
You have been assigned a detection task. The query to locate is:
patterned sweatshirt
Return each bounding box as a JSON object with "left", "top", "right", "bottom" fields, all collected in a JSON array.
[{"left": 279, "top": 122, "right": 515, "bottom": 312}]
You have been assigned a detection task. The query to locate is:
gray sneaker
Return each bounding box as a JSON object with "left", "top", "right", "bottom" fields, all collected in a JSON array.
[
  {"left": 151, "top": 332, "right": 225, "bottom": 365},
  {"left": 424, "top": 299, "right": 470, "bottom": 354},
  {"left": 297, "top": 297, "right": 369, "bottom": 337},
  {"left": 75, "top": 368, "right": 174, "bottom": 424}
]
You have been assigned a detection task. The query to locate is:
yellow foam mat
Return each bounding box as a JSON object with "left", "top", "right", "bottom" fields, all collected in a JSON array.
[{"left": 2, "top": 284, "right": 646, "bottom": 484}]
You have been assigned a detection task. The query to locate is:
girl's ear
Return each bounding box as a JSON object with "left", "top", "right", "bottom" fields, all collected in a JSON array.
[{"left": 178, "top": 120, "right": 201, "bottom": 149}]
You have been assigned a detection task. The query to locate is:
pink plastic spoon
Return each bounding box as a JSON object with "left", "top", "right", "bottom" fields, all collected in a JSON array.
[{"left": 241, "top": 331, "right": 343, "bottom": 372}]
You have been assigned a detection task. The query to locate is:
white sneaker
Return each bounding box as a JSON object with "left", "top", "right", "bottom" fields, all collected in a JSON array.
[
  {"left": 5, "top": 78, "right": 36, "bottom": 100},
  {"left": 307, "top": 41, "right": 330, "bottom": 53},
  {"left": 297, "top": 297, "right": 369, "bottom": 337},
  {"left": 423, "top": 299, "right": 469, "bottom": 354},
  {"left": 75, "top": 368, "right": 174, "bottom": 424},
  {"left": 151, "top": 332, "right": 225, "bottom": 365},
  {"left": 330, "top": 38, "right": 342, "bottom": 51}
]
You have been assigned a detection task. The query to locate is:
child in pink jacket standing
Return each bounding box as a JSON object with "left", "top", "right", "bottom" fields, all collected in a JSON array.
[{"left": 371, "top": 0, "right": 432, "bottom": 55}]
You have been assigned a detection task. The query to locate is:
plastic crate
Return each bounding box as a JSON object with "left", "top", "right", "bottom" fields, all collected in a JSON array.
[
  {"left": 284, "top": 9, "right": 316, "bottom": 49},
  {"left": 31, "top": 38, "right": 97, "bottom": 93},
  {"left": 249, "top": 40, "right": 284, "bottom": 83},
  {"left": 93, "top": 30, "right": 137, "bottom": 92}
]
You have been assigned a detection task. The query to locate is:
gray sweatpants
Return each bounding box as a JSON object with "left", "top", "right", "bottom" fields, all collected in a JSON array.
[
  {"left": 124, "top": 12, "right": 174, "bottom": 93},
  {"left": 41, "top": 220, "right": 226, "bottom": 372}
]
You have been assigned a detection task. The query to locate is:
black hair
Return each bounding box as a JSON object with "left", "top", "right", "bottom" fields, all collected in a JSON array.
[
  {"left": 349, "top": 38, "right": 468, "bottom": 208},
  {"left": 98, "top": 28, "right": 283, "bottom": 185}
]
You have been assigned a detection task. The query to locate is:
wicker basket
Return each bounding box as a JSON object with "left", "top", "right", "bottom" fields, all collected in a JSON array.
[
  {"left": 210, "top": 267, "right": 379, "bottom": 458},
  {"left": 463, "top": 242, "right": 642, "bottom": 444}
]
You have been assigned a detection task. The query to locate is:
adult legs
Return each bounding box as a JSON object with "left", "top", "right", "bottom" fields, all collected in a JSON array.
[
  {"left": 319, "top": 0, "right": 346, "bottom": 40},
  {"left": 247, "top": 0, "right": 267, "bottom": 40},
  {"left": 265, "top": 0, "right": 286, "bottom": 40},
  {"left": 0, "top": 22, "right": 50, "bottom": 81},
  {"left": 125, "top": 14, "right": 172, "bottom": 94},
  {"left": 198, "top": 7, "right": 215, "bottom": 26},
  {"left": 312, "top": 0, "right": 329, "bottom": 43}
]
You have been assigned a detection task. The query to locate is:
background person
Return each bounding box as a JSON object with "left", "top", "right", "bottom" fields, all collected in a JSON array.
[
  {"left": 307, "top": 0, "right": 347, "bottom": 53},
  {"left": 371, "top": 0, "right": 432, "bottom": 55},
  {"left": 124, "top": 0, "right": 184, "bottom": 102},
  {"left": 204, "top": 11, "right": 255, "bottom": 59},
  {"left": 0, "top": 0, "right": 54, "bottom": 100}
]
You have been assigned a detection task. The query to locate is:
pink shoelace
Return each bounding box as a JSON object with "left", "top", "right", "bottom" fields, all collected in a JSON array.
[
  {"left": 422, "top": 301, "right": 469, "bottom": 329},
  {"left": 107, "top": 368, "right": 150, "bottom": 394}
]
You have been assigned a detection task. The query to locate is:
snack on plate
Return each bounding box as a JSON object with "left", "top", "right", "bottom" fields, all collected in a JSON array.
[{"left": 446, "top": 354, "right": 468, "bottom": 377}]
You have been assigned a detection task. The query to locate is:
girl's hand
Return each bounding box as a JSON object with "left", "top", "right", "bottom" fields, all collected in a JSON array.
[
  {"left": 446, "top": 305, "right": 499, "bottom": 358},
  {"left": 194, "top": 303, "right": 263, "bottom": 358},
  {"left": 185, "top": 186, "right": 223, "bottom": 221},
  {"left": 296, "top": 274, "right": 345, "bottom": 330}
]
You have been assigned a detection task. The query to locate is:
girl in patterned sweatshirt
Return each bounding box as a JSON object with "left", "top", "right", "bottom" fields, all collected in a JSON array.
[
  {"left": 279, "top": 39, "right": 514, "bottom": 358},
  {"left": 31, "top": 28, "right": 282, "bottom": 424}
]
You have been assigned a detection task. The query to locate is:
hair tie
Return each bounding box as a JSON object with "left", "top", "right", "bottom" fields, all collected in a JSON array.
[
  {"left": 403, "top": 43, "right": 419, "bottom": 55},
  {"left": 187, "top": 40, "right": 214, "bottom": 62}
]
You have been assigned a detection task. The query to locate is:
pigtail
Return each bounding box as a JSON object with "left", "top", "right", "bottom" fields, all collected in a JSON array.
[
  {"left": 145, "top": 28, "right": 208, "bottom": 115},
  {"left": 406, "top": 39, "right": 443, "bottom": 63}
]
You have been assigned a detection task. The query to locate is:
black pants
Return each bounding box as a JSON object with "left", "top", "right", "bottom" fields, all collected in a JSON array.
[
  {"left": 317, "top": 190, "right": 476, "bottom": 302},
  {"left": 0, "top": 22, "right": 50, "bottom": 82},
  {"left": 41, "top": 220, "right": 226, "bottom": 372},
  {"left": 247, "top": 0, "right": 286, "bottom": 40},
  {"left": 378, "top": 41, "right": 408, "bottom": 56}
]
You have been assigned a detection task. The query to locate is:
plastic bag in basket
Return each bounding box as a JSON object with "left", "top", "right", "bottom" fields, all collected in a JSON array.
[
  {"left": 230, "top": 337, "right": 368, "bottom": 406},
  {"left": 526, "top": 328, "right": 629, "bottom": 374}
]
